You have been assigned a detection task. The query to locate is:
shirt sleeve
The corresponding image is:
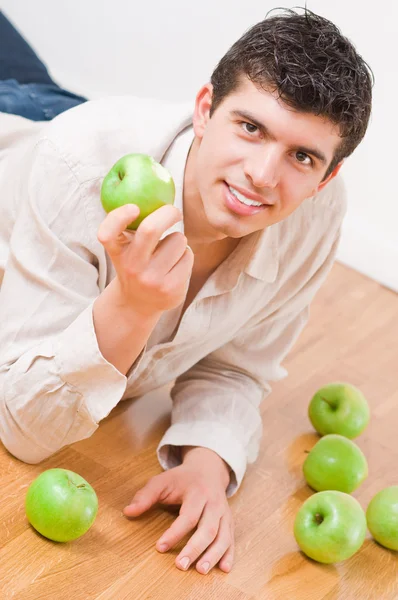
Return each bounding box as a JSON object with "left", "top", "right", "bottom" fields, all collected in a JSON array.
[
  {"left": 0, "top": 137, "right": 143, "bottom": 464},
  {"left": 157, "top": 226, "right": 343, "bottom": 497}
]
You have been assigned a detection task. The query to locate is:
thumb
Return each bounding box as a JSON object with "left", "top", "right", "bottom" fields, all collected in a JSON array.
[{"left": 123, "top": 475, "right": 166, "bottom": 517}]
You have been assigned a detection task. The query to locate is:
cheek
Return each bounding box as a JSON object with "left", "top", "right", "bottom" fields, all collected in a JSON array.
[
  {"left": 196, "top": 134, "right": 218, "bottom": 172},
  {"left": 281, "top": 176, "right": 314, "bottom": 216},
  {"left": 195, "top": 140, "right": 225, "bottom": 188},
  {"left": 202, "top": 126, "right": 241, "bottom": 167},
  {"left": 194, "top": 147, "right": 216, "bottom": 199}
]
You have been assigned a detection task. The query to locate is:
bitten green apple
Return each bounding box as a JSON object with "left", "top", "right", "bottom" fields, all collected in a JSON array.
[
  {"left": 303, "top": 434, "right": 368, "bottom": 493},
  {"left": 366, "top": 486, "right": 398, "bottom": 550},
  {"left": 308, "top": 382, "right": 370, "bottom": 439},
  {"left": 294, "top": 490, "right": 367, "bottom": 563},
  {"left": 25, "top": 468, "right": 98, "bottom": 542},
  {"left": 100, "top": 153, "right": 175, "bottom": 230}
]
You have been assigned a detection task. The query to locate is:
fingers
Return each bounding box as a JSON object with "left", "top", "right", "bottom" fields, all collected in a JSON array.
[
  {"left": 219, "top": 540, "right": 235, "bottom": 574},
  {"left": 132, "top": 205, "right": 183, "bottom": 265},
  {"left": 150, "top": 232, "right": 188, "bottom": 274},
  {"left": 98, "top": 204, "right": 183, "bottom": 268},
  {"left": 197, "top": 517, "right": 235, "bottom": 574},
  {"left": 145, "top": 237, "right": 193, "bottom": 300},
  {"left": 174, "top": 503, "right": 234, "bottom": 574},
  {"left": 123, "top": 475, "right": 166, "bottom": 517},
  {"left": 124, "top": 468, "right": 235, "bottom": 575},
  {"left": 156, "top": 492, "right": 206, "bottom": 553},
  {"left": 97, "top": 204, "right": 140, "bottom": 256},
  {"left": 164, "top": 245, "right": 194, "bottom": 289}
]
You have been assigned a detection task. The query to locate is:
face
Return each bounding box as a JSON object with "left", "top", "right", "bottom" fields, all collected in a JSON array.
[{"left": 185, "top": 77, "right": 343, "bottom": 242}]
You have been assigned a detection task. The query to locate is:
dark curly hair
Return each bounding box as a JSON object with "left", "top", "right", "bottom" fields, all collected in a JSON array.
[{"left": 209, "top": 7, "right": 374, "bottom": 179}]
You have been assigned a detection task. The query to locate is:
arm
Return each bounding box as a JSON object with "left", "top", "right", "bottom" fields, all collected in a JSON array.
[
  {"left": 92, "top": 202, "right": 191, "bottom": 375},
  {"left": 122, "top": 304, "right": 314, "bottom": 574},
  {"left": 122, "top": 222, "right": 344, "bottom": 576},
  {"left": 0, "top": 138, "right": 131, "bottom": 462},
  {"left": 0, "top": 138, "right": 192, "bottom": 463},
  {"left": 157, "top": 228, "right": 343, "bottom": 497}
]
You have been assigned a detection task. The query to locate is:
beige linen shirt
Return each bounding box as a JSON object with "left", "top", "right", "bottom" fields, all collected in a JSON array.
[{"left": 0, "top": 96, "right": 346, "bottom": 496}]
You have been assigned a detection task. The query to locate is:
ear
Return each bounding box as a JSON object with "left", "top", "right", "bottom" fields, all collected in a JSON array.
[
  {"left": 192, "top": 83, "right": 213, "bottom": 139},
  {"left": 316, "top": 160, "right": 345, "bottom": 192}
]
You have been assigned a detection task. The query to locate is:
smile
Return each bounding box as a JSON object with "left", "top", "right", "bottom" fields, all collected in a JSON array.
[
  {"left": 227, "top": 185, "right": 263, "bottom": 207},
  {"left": 223, "top": 182, "right": 269, "bottom": 217}
]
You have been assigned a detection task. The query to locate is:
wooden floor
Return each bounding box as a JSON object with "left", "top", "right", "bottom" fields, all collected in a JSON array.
[{"left": 1, "top": 262, "right": 397, "bottom": 600}]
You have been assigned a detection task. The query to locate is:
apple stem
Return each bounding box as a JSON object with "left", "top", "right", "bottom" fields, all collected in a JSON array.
[
  {"left": 320, "top": 396, "right": 335, "bottom": 409},
  {"left": 76, "top": 484, "right": 86, "bottom": 489}
]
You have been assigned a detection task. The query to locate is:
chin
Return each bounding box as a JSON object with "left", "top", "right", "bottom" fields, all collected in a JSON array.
[
  {"left": 217, "top": 222, "right": 247, "bottom": 238},
  {"left": 206, "top": 211, "right": 250, "bottom": 239}
]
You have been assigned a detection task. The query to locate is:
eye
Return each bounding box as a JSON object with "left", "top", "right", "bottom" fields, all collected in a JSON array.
[
  {"left": 295, "top": 151, "right": 313, "bottom": 166},
  {"left": 241, "top": 122, "right": 259, "bottom": 135}
]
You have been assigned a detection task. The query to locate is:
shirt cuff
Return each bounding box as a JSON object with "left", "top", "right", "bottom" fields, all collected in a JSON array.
[
  {"left": 157, "top": 422, "right": 247, "bottom": 497},
  {"left": 52, "top": 301, "right": 131, "bottom": 423}
]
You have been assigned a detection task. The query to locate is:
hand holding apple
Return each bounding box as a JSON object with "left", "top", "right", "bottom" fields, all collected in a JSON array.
[
  {"left": 294, "top": 490, "right": 367, "bottom": 563},
  {"left": 366, "top": 486, "right": 398, "bottom": 551},
  {"left": 308, "top": 382, "right": 370, "bottom": 439},
  {"left": 303, "top": 434, "right": 368, "bottom": 493},
  {"left": 101, "top": 153, "right": 175, "bottom": 230},
  {"left": 96, "top": 203, "right": 193, "bottom": 319},
  {"left": 98, "top": 152, "right": 193, "bottom": 319},
  {"left": 25, "top": 468, "right": 98, "bottom": 542}
]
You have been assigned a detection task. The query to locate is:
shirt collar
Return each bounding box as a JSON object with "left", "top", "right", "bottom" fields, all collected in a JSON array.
[
  {"left": 161, "top": 124, "right": 195, "bottom": 237},
  {"left": 243, "top": 223, "right": 280, "bottom": 283}
]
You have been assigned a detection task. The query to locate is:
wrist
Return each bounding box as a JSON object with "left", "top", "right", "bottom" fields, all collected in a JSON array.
[
  {"left": 93, "top": 279, "right": 162, "bottom": 375},
  {"left": 181, "top": 446, "right": 231, "bottom": 490}
]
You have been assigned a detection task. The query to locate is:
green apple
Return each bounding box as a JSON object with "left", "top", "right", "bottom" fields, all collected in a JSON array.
[
  {"left": 308, "top": 382, "right": 370, "bottom": 439},
  {"left": 100, "top": 153, "right": 175, "bottom": 230},
  {"left": 294, "top": 490, "right": 367, "bottom": 563},
  {"left": 303, "top": 434, "right": 368, "bottom": 493},
  {"left": 25, "top": 468, "right": 98, "bottom": 542},
  {"left": 366, "top": 486, "right": 398, "bottom": 550}
]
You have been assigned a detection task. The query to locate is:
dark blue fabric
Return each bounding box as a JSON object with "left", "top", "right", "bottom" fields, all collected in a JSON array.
[
  {"left": 0, "top": 78, "right": 87, "bottom": 121},
  {"left": 0, "top": 11, "right": 87, "bottom": 121}
]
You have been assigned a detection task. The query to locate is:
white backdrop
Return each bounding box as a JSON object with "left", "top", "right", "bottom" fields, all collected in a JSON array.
[{"left": 2, "top": 0, "right": 397, "bottom": 291}]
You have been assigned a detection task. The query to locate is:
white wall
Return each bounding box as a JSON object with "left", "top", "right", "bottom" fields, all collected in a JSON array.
[{"left": 2, "top": 0, "right": 397, "bottom": 291}]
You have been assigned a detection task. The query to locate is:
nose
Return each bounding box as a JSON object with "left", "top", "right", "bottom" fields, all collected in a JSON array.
[{"left": 244, "top": 144, "right": 280, "bottom": 189}]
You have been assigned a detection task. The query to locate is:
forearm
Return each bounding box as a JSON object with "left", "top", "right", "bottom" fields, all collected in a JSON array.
[
  {"left": 157, "top": 359, "right": 266, "bottom": 497},
  {"left": 93, "top": 278, "right": 162, "bottom": 375},
  {"left": 0, "top": 303, "right": 128, "bottom": 463}
]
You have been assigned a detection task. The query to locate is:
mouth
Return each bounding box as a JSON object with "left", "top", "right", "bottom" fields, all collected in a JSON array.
[{"left": 223, "top": 182, "right": 271, "bottom": 217}]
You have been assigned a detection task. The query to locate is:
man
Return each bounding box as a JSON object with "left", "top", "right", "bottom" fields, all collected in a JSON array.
[{"left": 0, "top": 8, "right": 373, "bottom": 575}]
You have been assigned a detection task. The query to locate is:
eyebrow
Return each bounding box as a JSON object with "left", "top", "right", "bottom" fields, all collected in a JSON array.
[{"left": 231, "top": 109, "right": 328, "bottom": 166}]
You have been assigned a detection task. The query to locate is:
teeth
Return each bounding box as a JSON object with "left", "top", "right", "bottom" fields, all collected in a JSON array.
[{"left": 228, "top": 186, "right": 263, "bottom": 207}]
